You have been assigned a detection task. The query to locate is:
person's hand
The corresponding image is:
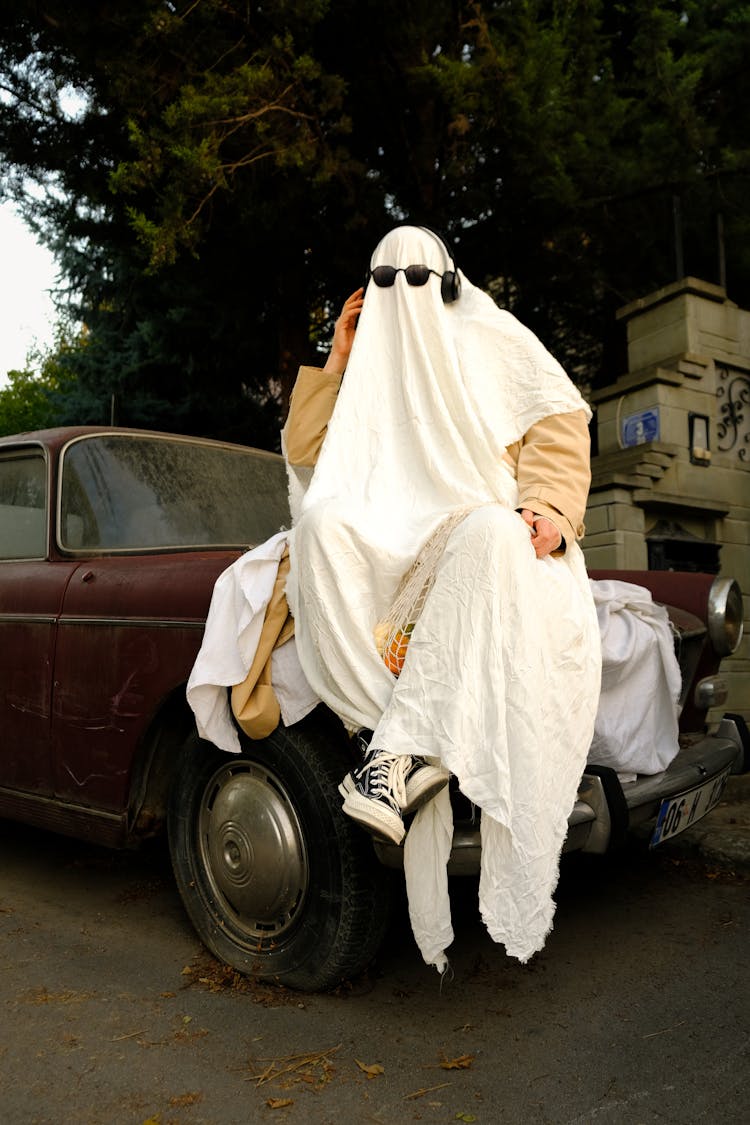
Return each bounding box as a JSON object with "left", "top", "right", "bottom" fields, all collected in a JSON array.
[
  {"left": 520, "top": 508, "right": 562, "bottom": 559},
  {"left": 323, "top": 288, "right": 364, "bottom": 374}
]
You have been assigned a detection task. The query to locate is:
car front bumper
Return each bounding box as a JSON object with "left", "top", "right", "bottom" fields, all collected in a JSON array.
[{"left": 373, "top": 713, "right": 750, "bottom": 873}]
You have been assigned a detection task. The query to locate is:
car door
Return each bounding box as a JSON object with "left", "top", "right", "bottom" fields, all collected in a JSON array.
[
  {"left": 52, "top": 552, "right": 209, "bottom": 814},
  {"left": 48, "top": 432, "right": 230, "bottom": 815},
  {"left": 0, "top": 443, "right": 78, "bottom": 795}
]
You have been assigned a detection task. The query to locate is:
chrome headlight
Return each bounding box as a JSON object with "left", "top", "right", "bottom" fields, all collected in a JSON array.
[{"left": 707, "top": 577, "right": 744, "bottom": 656}]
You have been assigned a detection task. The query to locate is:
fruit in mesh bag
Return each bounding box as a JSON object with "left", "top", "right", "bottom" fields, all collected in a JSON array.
[{"left": 383, "top": 622, "right": 415, "bottom": 676}]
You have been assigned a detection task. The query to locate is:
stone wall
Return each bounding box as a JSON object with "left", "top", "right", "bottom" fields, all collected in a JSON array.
[{"left": 583, "top": 277, "right": 749, "bottom": 722}]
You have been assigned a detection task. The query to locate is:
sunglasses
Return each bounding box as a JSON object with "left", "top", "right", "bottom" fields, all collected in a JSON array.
[{"left": 367, "top": 264, "right": 444, "bottom": 288}]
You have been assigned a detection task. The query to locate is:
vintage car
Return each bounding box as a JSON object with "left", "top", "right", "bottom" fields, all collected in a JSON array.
[{"left": 1, "top": 426, "right": 747, "bottom": 991}]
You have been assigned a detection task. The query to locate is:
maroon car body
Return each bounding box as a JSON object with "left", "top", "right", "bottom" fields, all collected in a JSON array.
[
  {"left": 0, "top": 426, "right": 285, "bottom": 843},
  {"left": 1, "top": 426, "right": 747, "bottom": 991}
]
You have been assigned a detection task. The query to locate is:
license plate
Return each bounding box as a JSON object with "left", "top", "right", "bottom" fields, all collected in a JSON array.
[{"left": 650, "top": 768, "right": 731, "bottom": 847}]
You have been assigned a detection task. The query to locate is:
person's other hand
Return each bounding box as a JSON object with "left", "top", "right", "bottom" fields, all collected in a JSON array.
[
  {"left": 323, "top": 288, "right": 364, "bottom": 374},
  {"left": 520, "top": 508, "right": 562, "bottom": 559}
]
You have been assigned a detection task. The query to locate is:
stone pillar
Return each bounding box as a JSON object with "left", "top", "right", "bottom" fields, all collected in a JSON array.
[{"left": 584, "top": 277, "right": 750, "bottom": 721}]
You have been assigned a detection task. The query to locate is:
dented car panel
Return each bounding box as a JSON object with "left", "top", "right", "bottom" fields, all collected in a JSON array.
[{"left": 51, "top": 552, "right": 234, "bottom": 812}]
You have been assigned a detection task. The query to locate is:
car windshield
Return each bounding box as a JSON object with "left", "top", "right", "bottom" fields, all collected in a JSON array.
[{"left": 59, "top": 433, "right": 290, "bottom": 552}]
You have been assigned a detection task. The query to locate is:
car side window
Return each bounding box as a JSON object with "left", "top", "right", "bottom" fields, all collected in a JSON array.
[{"left": 0, "top": 452, "right": 47, "bottom": 559}]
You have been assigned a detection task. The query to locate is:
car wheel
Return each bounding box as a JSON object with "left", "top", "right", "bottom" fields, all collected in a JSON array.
[{"left": 168, "top": 717, "right": 392, "bottom": 991}]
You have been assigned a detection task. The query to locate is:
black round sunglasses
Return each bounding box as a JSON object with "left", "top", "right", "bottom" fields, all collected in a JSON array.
[{"left": 367, "top": 264, "right": 444, "bottom": 287}]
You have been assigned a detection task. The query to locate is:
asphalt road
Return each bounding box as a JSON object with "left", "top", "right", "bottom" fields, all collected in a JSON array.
[{"left": 0, "top": 819, "right": 748, "bottom": 1125}]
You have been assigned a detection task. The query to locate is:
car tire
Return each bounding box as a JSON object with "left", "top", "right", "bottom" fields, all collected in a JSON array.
[{"left": 168, "top": 716, "right": 392, "bottom": 991}]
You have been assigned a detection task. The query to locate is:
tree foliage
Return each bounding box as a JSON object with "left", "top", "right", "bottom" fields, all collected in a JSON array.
[
  {"left": 1, "top": 0, "right": 748, "bottom": 445},
  {"left": 0, "top": 369, "right": 57, "bottom": 435},
  {"left": 0, "top": 330, "right": 79, "bottom": 435}
]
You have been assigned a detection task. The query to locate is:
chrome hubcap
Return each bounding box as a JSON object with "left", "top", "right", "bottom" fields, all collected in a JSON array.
[{"left": 198, "top": 761, "right": 308, "bottom": 941}]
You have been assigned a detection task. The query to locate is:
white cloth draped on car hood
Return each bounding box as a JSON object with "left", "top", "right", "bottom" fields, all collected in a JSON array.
[
  {"left": 285, "top": 225, "right": 602, "bottom": 968},
  {"left": 588, "top": 579, "right": 681, "bottom": 776}
]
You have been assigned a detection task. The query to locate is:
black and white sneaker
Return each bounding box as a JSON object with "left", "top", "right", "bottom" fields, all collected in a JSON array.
[
  {"left": 339, "top": 748, "right": 409, "bottom": 845},
  {"left": 339, "top": 740, "right": 450, "bottom": 842}
]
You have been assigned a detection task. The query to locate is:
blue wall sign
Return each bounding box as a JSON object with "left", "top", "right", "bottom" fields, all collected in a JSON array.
[{"left": 622, "top": 407, "right": 660, "bottom": 447}]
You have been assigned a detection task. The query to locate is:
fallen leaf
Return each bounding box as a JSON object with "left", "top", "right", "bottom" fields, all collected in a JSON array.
[
  {"left": 246, "top": 1045, "right": 341, "bottom": 1089},
  {"left": 404, "top": 1082, "right": 451, "bottom": 1100},
  {"left": 168, "top": 1092, "right": 203, "bottom": 1108},
  {"left": 22, "top": 988, "right": 94, "bottom": 1006},
  {"left": 455, "top": 1115, "right": 477, "bottom": 1123},
  {"left": 355, "top": 1059, "right": 385, "bottom": 1079},
  {"left": 267, "top": 1098, "right": 294, "bottom": 1109},
  {"left": 440, "top": 1054, "right": 475, "bottom": 1070}
]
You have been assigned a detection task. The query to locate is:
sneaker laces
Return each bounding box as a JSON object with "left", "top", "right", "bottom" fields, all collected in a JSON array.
[{"left": 356, "top": 751, "right": 410, "bottom": 809}]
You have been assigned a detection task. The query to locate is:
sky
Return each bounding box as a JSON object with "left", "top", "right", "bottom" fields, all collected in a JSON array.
[{"left": 0, "top": 200, "right": 59, "bottom": 385}]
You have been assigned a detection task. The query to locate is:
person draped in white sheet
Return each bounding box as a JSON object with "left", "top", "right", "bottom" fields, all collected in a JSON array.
[{"left": 284, "top": 225, "right": 602, "bottom": 969}]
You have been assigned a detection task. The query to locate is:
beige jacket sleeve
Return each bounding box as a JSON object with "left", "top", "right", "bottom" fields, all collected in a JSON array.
[
  {"left": 283, "top": 365, "right": 343, "bottom": 468},
  {"left": 506, "top": 409, "right": 591, "bottom": 548},
  {"left": 230, "top": 549, "right": 295, "bottom": 739}
]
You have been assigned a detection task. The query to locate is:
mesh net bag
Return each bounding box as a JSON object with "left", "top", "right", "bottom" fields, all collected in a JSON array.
[{"left": 374, "top": 506, "right": 479, "bottom": 676}]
